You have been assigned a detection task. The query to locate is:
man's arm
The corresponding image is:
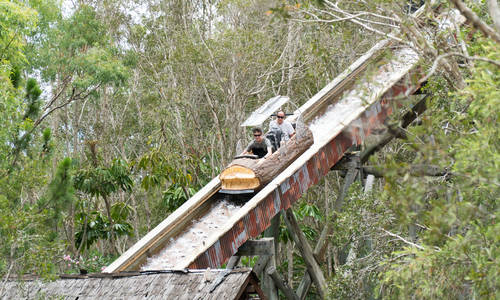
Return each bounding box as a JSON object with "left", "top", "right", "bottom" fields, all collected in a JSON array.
[
  {"left": 242, "top": 141, "right": 253, "bottom": 155},
  {"left": 286, "top": 122, "right": 295, "bottom": 138},
  {"left": 264, "top": 138, "right": 273, "bottom": 158},
  {"left": 264, "top": 146, "right": 272, "bottom": 158}
]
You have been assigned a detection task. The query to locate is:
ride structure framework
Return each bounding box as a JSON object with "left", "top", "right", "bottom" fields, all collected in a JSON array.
[{"left": 104, "top": 9, "right": 464, "bottom": 299}]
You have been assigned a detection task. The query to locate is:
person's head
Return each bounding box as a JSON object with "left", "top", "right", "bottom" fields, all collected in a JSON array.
[
  {"left": 276, "top": 111, "right": 286, "bottom": 125},
  {"left": 252, "top": 127, "right": 263, "bottom": 142}
]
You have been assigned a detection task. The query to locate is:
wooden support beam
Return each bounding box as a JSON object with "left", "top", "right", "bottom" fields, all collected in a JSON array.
[
  {"left": 248, "top": 276, "right": 268, "bottom": 300},
  {"left": 226, "top": 256, "right": 240, "bottom": 269},
  {"left": 253, "top": 255, "right": 270, "bottom": 276},
  {"left": 267, "top": 266, "right": 300, "bottom": 300},
  {"left": 233, "top": 236, "right": 277, "bottom": 299},
  {"left": 296, "top": 267, "right": 312, "bottom": 300},
  {"left": 262, "top": 217, "right": 279, "bottom": 300},
  {"left": 360, "top": 94, "right": 428, "bottom": 164},
  {"left": 283, "top": 208, "right": 327, "bottom": 299},
  {"left": 236, "top": 238, "right": 275, "bottom": 256},
  {"left": 362, "top": 164, "right": 451, "bottom": 178},
  {"left": 296, "top": 224, "right": 331, "bottom": 300},
  {"left": 335, "top": 154, "right": 360, "bottom": 211},
  {"left": 264, "top": 214, "right": 280, "bottom": 257},
  {"left": 297, "top": 155, "right": 360, "bottom": 299}
]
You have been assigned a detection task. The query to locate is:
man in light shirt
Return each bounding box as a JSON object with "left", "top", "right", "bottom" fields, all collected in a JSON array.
[{"left": 269, "top": 110, "right": 295, "bottom": 142}]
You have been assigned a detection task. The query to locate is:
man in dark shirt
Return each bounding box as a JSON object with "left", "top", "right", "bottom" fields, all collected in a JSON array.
[{"left": 243, "top": 127, "right": 273, "bottom": 159}]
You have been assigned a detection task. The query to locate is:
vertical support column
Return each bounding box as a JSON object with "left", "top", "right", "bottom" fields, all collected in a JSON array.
[
  {"left": 264, "top": 214, "right": 280, "bottom": 257},
  {"left": 262, "top": 214, "right": 280, "bottom": 300}
]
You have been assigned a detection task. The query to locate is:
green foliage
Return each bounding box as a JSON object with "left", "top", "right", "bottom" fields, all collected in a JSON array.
[
  {"left": 0, "top": 1, "right": 37, "bottom": 172},
  {"left": 8, "top": 77, "right": 43, "bottom": 173},
  {"left": 74, "top": 159, "right": 133, "bottom": 199},
  {"left": 72, "top": 157, "right": 133, "bottom": 253},
  {"left": 34, "top": 4, "right": 128, "bottom": 97},
  {"left": 159, "top": 183, "right": 196, "bottom": 213},
  {"left": 41, "top": 127, "right": 52, "bottom": 157},
  {"left": 138, "top": 146, "right": 199, "bottom": 222},
  {"left": 138, "top": 147, "right": 194, "bottom": 191},
  {"left": 378, "top": 218, "right": 500, "bottom": 298},
  {"left": 23, "top": 77, "right": 42, "bottom": 120},
  {"left": 327, "top": 184, "right": 395, "bottom": 299},
  {"left": 0, "top": 1, "right": 37, "bottom": 66},
  {"left": 41, "top": 158, "right": 76, "bottom": 226},
  {"left": 0, "top": 195, "right": 64, "bottom": 277},
  {"left": 75, "top": 201, "right": 134, "bottom": 251},
  {"left": 278, "top": 202, "right": 323, "bottom": 244},
  {"left": 376, "top": 39, "right": 500, "bottom": 298}
]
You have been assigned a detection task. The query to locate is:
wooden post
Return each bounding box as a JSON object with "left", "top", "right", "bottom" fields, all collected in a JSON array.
[
  {"left": 234, "top": 238, "right": 277, "bottom": 299},
  {"left": 267, "top": 266, "right": 300, "bottom": 300},
  {"left": 296, "top": 224, "right": 330, "bottom": 300},
  {"left": 283, "top": 208, "right": 327, "bottom": 299},
  {"left": 262, "top": 221, "right": 279, "bottom": 300},
  {"left": 335, "top": 153, "right": 359, "bottom": 211},
  {"left": 226, "top": 256, "right": 240, "bottom": 269},
  {"left": 253, "top": 255, "right": 270, "bottom": 276}
]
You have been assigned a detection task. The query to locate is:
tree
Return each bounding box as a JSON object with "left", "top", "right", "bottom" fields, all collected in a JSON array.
[
  {"left": 377, "top": 37, "right": 499, "bottom": 299},
  {"left": 74, "top": 152, "right": 134, "bottom": 255}
]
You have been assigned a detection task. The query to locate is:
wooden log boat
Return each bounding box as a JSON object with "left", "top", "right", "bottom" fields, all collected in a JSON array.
[{"left": 220, "top": 126, "right": 314, "bottom": 193}]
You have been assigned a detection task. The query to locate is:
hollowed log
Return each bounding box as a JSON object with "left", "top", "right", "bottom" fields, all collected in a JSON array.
[{"left": 220, "top": 128, "right": 314, "bottom": 191}]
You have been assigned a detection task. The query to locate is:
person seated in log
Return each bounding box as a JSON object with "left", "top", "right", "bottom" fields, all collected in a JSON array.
[
  {"left": 242, "top": 127, "right": 273, "bottom": 159},
  {"left": 269, "top": 111, "right": 295, "bottom": 145}
]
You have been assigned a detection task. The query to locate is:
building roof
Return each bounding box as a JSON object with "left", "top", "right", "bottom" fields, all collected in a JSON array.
[{"left": 0, "top": 268, "right": 264, "bottom": 300}]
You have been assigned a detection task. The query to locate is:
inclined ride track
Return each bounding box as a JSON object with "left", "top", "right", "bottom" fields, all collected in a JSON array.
[{"left": 104, "top": 9, "right": 464, "bottom": 273}]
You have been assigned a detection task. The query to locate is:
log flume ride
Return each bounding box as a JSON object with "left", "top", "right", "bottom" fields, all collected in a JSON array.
[{"left": 104, "top": 8, "right": 464, "bottom": 273}]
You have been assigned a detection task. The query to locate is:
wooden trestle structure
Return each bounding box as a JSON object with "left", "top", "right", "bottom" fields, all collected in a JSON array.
[{"left": 103, "top": 7, "right": 464, "bottom": 300}]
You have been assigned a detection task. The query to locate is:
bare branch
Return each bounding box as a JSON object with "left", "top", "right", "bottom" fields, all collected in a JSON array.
[
  {"left": 380, "top": 228, "right": 425, "bottom": 250},
  {"left": 449, "top": 0, "right": 500, "bottom": 44},
  {"left": 42, "top": 75, "right": 72, "bottom": 112},
  {"left": 29, "top": 83, "right": 103, "bottom": 136},
  {"left": 294, "top": 10, "right": 399, "bottom": 28},
  {"left": 419, "top": 52, "right": 500, "bottom": 84},
  {"left": 321, "top": 2, "right": 400, "bottom": 28},
  {"left": 298, "top": 7, "right": 403, "bottom": 42}
]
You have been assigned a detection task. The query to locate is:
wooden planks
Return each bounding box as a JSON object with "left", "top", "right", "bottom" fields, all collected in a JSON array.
[{"left": 0, "top": 269, "right": 259, "bottom": 300}]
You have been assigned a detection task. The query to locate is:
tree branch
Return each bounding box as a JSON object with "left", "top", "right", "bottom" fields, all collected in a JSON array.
[
  {"left": 380, "top": 228, "right": 425, "bottom": 250},
  {"left": 449, "top": 0, "right": 500, "bottom": 44},
  {"left": 419, "top": 52, "right": 500, "bottom": 85},
  {"left": 42, "top": 75, "right": 72, "bottom": 112},
  {"left": 28, "top": 83, "right": 103, "bottom": 138},
  {"left": 297, "top": 4, "right": 403, "bottom": 42}
]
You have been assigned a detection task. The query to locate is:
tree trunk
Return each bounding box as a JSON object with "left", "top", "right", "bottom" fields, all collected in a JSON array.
[{"left": 102, "top": 195, "right": 119, "bottom": 255}]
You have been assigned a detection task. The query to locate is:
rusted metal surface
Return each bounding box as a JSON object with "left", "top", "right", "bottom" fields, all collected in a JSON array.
[{"left": 189, "top": 72, "right": 420, "bottom": 269}]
